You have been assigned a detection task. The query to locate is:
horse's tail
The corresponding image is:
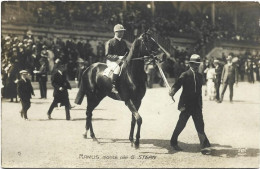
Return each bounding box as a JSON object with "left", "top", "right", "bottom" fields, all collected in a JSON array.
[
  {"left": 74, "top": 77, "right": 86, "bottom": 105},
  {"left": 74, "top": 64, "right": 98, "bottom": 105}
]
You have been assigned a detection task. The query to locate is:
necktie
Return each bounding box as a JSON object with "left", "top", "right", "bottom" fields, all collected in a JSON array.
[{"left": 193, "top": 71, "right": 196, "bottom": 93}]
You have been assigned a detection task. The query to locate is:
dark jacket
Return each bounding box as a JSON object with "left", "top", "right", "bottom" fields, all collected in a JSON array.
[
  {"left": 105, "top": 38, "right": 129, "bottom": 61},
  {"left": 170, "top": 68, "right": 203, "bottom": 112},
  {"left": 17, "top": 78, "right": 34, "bottom": 101},
  {"left": 221, "top": 63, "right": 238, "bottom": 84},
  {"left": 215, "top": 65, "right": 223, "bottom": 84},
  {"left": 38, "top": 62, "right": 48, "bottom": 82},
  {"left": 51, "top": 71, "right": 71, "bottom": 104}
]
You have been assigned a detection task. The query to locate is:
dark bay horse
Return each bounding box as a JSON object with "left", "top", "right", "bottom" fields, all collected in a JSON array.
[{"left": 75, "top": 33, "right": 165, "bottom": 148}]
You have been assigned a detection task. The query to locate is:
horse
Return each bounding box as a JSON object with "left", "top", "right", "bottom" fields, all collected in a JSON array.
[{"left": 75, "top": 32, "right": 166, "bottom": 148}]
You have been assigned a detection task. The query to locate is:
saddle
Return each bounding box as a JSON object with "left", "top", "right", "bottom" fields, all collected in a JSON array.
[{"left": 103, "top": 67, "right": 114, "bottom": 79}]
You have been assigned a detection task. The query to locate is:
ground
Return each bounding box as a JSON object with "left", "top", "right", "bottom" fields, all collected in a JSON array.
[{"left": 1, "top": 82, "right": 260, "bottom": 168}]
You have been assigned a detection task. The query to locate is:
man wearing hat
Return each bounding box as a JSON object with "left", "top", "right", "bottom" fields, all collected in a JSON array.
[
  {"left": 169, "top": 54, "right": 211, "bottom": 154},
  {"left": 75, "top": 58, "right": 87, "bottom": 88},
  {"left": 220, "top": 55, "right": 238, "bottom": 103},
  {"left": 34, "top": 57, "right": 49, "bottom": 99},
  {"left": 17, "top": 70, "right": 35, "bottom": 120},
  {"left": 105, "top": 24, "right": 129, "bottom": 94},
  {"left": 47, "top": 64, "right": 72, "bottom": 120},
  {"left": 213, "top": 59, "right": 223, "bottom": 102}
]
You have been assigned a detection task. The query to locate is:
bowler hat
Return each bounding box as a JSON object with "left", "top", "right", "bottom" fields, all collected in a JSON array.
[{"left": 189, "top": 54, "right": 201, "bottom": 64}]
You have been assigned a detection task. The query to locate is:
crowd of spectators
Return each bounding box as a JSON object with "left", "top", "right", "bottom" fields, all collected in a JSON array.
[
  {"left": 1, "top": 32, "right": 105, "bottom": 101},
  {"left": 3, "top": 2, "right": 259, "bottom": 44}
]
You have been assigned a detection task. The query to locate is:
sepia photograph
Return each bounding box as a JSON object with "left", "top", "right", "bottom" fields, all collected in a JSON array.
[{"left": 1, "top": 1, "right": 260, "bottom": 168}]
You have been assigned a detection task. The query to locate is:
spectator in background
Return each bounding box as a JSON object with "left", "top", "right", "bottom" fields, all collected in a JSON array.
[
  {"left": 34, "top": 57, "right": 48, "bottom": 99},
  {"left": 75, "top": 58, "right": 87, "bottom": 88},
  {"left": 17, "top": 70, "right": 35, "bottom": 120},
  {"left": 204, "top": 62, "right": 216, "bottom": 101},
  {"left": 214, "top": 59, "right": 223, "bottom": 103},
  {"left": 6, "top": 64, "right": 19, "bottom": 102},
  {"left": 96, "top": 41, "right": 105, "bottom": 63},
  {"left": 145, "top": 60, "right": 155, "bottom": 88},
  {"left": 249, "top": 61, "right": 255, "bottom": 83},
  {"left": 220, "top": 55, "right": 238, "bottom": 103}
]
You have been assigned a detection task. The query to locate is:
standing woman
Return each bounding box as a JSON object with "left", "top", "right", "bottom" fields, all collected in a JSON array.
[{"left": 204, "top": 62, "right": 216, "bottom": 100}]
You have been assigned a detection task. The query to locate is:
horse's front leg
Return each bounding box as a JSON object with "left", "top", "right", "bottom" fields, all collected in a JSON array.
[
  {"left": 126, "top": 99, "right": 142, "bottom": 148},
  {"left": 129, "top": 114, "right": 136, "bottom": 146}
]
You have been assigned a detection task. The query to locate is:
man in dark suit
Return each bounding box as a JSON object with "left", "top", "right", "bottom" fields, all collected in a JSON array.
[
  {"left": 169, "top": 54, "right": 211, "bottom": 154},
  {"left": 17, "top": 70, "right": 35, "bottom": 120},
  {"left": 34, "top": 57, "right": 48, "bottom": 98},
  {"left": 47, "top": 64, "right": 72, "bottom": 120},
  {"left": 220, "top": 55, "right": 238, "bottom": 103},
  {"left": 213, "top": 59, "right": 223, "bottom": 102}
]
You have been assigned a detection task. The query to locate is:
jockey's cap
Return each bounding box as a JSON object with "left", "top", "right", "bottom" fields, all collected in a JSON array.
[{"left": 114, "top": 24, "right": 126, "bottom": 32}]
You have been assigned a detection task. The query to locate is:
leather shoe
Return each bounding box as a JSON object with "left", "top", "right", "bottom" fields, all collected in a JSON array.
[
  {"left": 201, "top": 147, "right": 211, "bottom": 155},
  {"left": 48, "top": 114, "right": 52, "bottom": 119}
]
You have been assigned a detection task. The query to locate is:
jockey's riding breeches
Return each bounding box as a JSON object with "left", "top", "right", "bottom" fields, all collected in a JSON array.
[{"left": 106, "top": 60, "right": 121, "bottom": 75}]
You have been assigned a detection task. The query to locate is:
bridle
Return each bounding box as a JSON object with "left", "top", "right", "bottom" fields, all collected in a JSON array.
[{"left": 130, "top": 34, "right": 159, "bottom": 61}]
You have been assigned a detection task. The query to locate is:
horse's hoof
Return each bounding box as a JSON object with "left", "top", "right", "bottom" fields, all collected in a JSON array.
[
  {"left": 83, "top": 134, "right": 87, "bottom": 139},
  {"left": 134, "top": 141, "right": 140, "bottom": 149},
  {"left": 130, "top": 140, "right": 134, "bottom": 147}
]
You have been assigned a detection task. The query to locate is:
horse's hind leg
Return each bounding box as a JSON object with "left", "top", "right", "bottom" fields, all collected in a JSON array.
[
  {"left": 84, "top": 94, "right": 104, "bottom": 141},
  {"left": 126, "top": 99, "right": 142, "bottom": 148}
]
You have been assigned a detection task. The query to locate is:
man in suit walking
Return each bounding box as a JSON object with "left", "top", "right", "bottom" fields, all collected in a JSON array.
[
  {"left": 169, "top": 54, "right": 211, "bottom": 154},
  {"left": 220, "top": 55, "right": 238, "bottom": 103},
  {"left": 47, "top": 64, "right": 72, "bottom": 120},
  {"left": 17, "top": 70, "right": 35, "bottom": 120}
]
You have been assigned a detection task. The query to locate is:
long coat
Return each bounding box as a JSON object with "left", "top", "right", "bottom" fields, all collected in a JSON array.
[
  {"left": 170, "top": 68, "right": 203, "bottom": 112},
  {"left": 17, "top": 78, "right": 34, "bottom": 101},
  {"left": 221, "top": 63, "right": 238, "bottom": 84},
  {"left": 6, "top": 65, "right": 18, "bottom": 98},
  {"left": 51, "top": 71, "right": 71, "bottom": 106}
]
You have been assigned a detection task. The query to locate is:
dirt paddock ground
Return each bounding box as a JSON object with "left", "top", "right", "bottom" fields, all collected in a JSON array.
[{"left": 1, "top": 82, "right": 260, "bottom": 168}]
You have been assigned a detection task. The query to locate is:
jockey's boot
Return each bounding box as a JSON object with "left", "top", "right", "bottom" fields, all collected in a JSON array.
[{"left": 111, "top": 74, "right": 119, "bottom": 94}]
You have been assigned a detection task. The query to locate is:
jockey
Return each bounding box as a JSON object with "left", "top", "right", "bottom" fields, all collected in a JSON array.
[{"left": 105, "top": 24, "right": 129, "bottom": 94}]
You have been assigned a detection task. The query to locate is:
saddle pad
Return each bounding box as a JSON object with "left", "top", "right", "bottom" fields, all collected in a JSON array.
[{"left": 103, "top": 67, "right": 113, "bottom": 78}]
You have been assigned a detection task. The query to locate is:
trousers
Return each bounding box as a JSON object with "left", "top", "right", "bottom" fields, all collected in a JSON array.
[
  {"left": 106, "top": 60, "right": 120, "bottom": 75},
  {"left": 20, "top": 99, "right": 31, "bottom": 119},
  {"left": 47, "top": 98, "right": 70, "bottom": 120},
  {"left": 171, "top": 108, "right": 210, "bottom": 149},
  {"left": 221, "top": 82, "right": 234, "bottom": 101}
]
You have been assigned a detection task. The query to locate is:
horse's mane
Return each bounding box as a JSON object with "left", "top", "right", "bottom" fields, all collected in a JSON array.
[{"left": 125, "top": 37, "right": 141, "bottom": 64}]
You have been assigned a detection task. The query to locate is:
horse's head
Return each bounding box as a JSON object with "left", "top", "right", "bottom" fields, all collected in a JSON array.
[{"left": 139, "top": 31, "right": 166, "bottom": 63}]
